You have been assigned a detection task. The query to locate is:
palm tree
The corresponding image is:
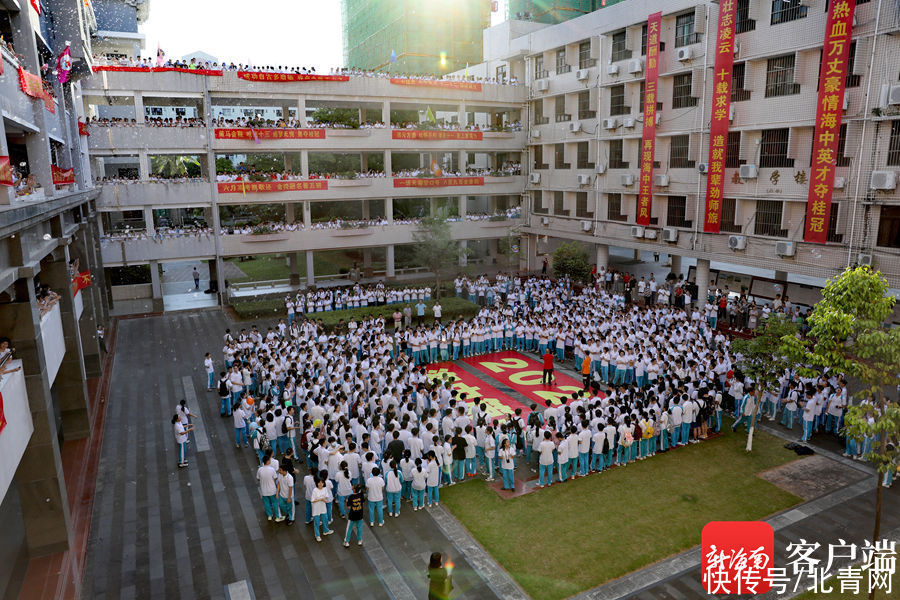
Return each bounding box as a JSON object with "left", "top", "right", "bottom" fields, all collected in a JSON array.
[{"left": 150, "top": 155, "right": 201, "bottom": 177}]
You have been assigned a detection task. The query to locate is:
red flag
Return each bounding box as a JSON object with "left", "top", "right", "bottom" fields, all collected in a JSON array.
[
  {"left": 56, "top": 44, "right": 72, "bottom": 84},
  {"left": 72, "top": 271, "right": 92, "bottom": 296},
  {"left": 30, "top": 0, "right": 41, "bottom": 15}
]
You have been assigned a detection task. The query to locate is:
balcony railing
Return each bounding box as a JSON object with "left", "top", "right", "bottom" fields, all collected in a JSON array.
[
  {"left": 534, "top": 116, "right": 550, "bottom": 125},
  {"left": 579, "top": 58, "right": 597, "bottom": 69},
  {"left": 555, "top": 113, "right": 572, "bottom": 123},
  {"left": 557, "top": 64, "right": 572, "bottom": 74}
]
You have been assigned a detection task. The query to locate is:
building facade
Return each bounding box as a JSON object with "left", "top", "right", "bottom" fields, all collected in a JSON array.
[{"left": 508, "top": 0, "right": 613, "bottom": 24}]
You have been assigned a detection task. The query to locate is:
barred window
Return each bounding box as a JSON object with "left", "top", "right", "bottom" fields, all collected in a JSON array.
[
  {"left": 609, "top": 139, "right": 629, "bottom": 169},
  {"left": 720, "top": 198, "right": 742, "bottom": 233},
  {"left": 610, "top": 85, "right": 629, "bottom": 116},
  {"left": 532, "top": 191, "right": 548, "bottom": 214},
  {"left": 675, "top": 13, "right": 701, "bottom": 47},
  {"left": 836, "top": 124, "right": 852, "bottom": 167},
  {"left": 578, "top": 41, "right": 595, "bottom": 69},
  {"left": 673, "top": 73, "right": 698, "bottom": 109},
  {"left": 556, "top": 48, "right": 570, "bottom": 74},
  {"left": 611, "top": 31, "right": 631, "bottom": 62},
  {"left": 533, "top": 99, "right": 547, "bottom": 125},
  {"left": 608, "top": 193, "right": 627, "bottom": 221},
  {"left": 496, "top": 65, "right": 507, "bottom": 83},
  {"left": 554, "top": 191, "right": 569, "bottom": 216},
  {"left": 555, "top": 95, "right": 571, "bottom": 122},
  {"left": 846, "top": 41, "right": 860, "bottom": 88},
  {"left": 533, "top": 145, "right": 548, "bottom": 169},
  {"left": 640, "top": 23, "right": 648, "bottom": 56},
  {"left": 771, "top": 0, "right": 807, "bottom": 26},
  {"left": 754, "top": 199, "right": 786, "bottom": 237},
  {"left": 555, "top": 143, "right": 570, "bottom": 169},
  {"left": 765, "top": 54, "right": 799, "bottom": 98},
  {"left": 888, "top": 120, "right": 900, "bottom": 166},
  {"left": 578, "top": 91, "right": 595, "bottom": 119},
  {"left": 760, "top": 128, "right": 794, "bottom": 168},
  {"left": 576, "top": 192, "right": 592, "bottom": 218},
  {"left": 736, "top": 0, "right": 756, "bottom": 33},
  {"left": 666, "top": 196, "right": 690, "bottom": 228},
  {"left": 577, "top": 142, "right": 594, "bottom": 169},
  {"left": 877, "top": 206, "right": 900, "bottom": 248},
  {"left": 669, "top": 135, "right": 695, "bottom": 169},
  {"left": 726, "top": 131, "right": 743, "bottom": 169},
  {"left": 732, "top": 63, "right": 751, "bottom": 102},
  {"left": 534, "top": 55, "right": 545, "bottom": 79}
]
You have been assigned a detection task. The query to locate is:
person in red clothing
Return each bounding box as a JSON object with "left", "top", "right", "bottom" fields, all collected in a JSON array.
[{"left": 542, "top": 349, "right": 555, "bottom": 385}]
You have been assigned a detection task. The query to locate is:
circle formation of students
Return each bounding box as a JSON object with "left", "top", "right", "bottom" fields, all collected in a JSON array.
[{"left": 171, "top": 272, "right": 869, "bottom": 548}]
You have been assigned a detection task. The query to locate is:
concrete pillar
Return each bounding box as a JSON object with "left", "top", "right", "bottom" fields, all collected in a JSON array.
[
  {"left": 0, "top": 281, "right": 72, "bottom": 556},
  {"left": 0, "top": 113, "right": 15, "bottom": 205},
  {"left": 384, "top": 151, "right": 392, "bottom": 176},
  {"left": 385, "top": 198, "right": 393, "bottom": 224},
  {"left": 458, "top": 150, "right": 466, "bottom": 174},
  {"left": 362, "top": 199, "right": 370, "bottom": 220},
  {"left": 774, "top": 270, "right": 788, "bottom": 283},
  {"left": 633, "top": 248, "right": 641, "bottom": 261},
  {"left": 458, "top": 101, "right": 466, "bottom": 126},
  {"left": 134, "top": 93, "right": 145, "bottom": 124},
  {"left": 305, "top": 251, "right": 315, "bottom": 287},
  {"left": 670, "top": 254, "right": 682, "bottom": 277},
  {"left": 386, "top": 244, "right": 396, "bottom": 279},
  {"left": 458, "top": 196, "right": 467, "bottom": 219},
  {"left": 298, "top": 97, "right": 307, "bottom": 126},
  {"left": 149, "top": 260, "right": 164, "bottom": 311},
  {"left": 382, "top": 101, "right": 391, "bottom": 126},
  {"left": 362, "top": 248, "right": 373, "bottom": 277},
  {"left": 595, "top": 243, "right": 609, "bottom": 271},
  {"left": 138, "top": 151, "right": 150, "bottom": 181},
  {"left": 361, "top": 153, "right": 368, "bottom": 172},
  {"left": 143, "top": 206, "right": 155, "bottom": 235},
  {"left": 459, "top": 240, "right": 468, "bottom": 267},
  {"left": 72, "top": 230, "right": 102, "bottom": 378},
  {"left": 696, "top": 258, "right": 710, "bottom": 306},
  {"left": 429, "top": 198, "right": 437, "bottom": 217},
  {"left": 288, "top": 252, "right": 301, "bottom": 286},
  {"left": 300, "top": 151, "right": 309, "bottom": 179},
  {"left": 285, "top": 202, "right": 295, "bottom": 223},
  {"left": 87, "top": 214, "right": 111, "bottom": 322},
  {"left": 303, "top": 202, "right": 312, "bottom": 229},
  {"left": 209, "top": 258, "right": 223, "bottom": 296}
]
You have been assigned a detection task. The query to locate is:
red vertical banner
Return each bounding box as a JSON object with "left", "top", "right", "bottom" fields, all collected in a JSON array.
[
  {"left": 0, "top": 156, "right": 12, "bottom": 187},
  {"left": 703, "top": 0, "right": 738, "bottom": 233},
  {"left": 637, "top": 11, "right": 662, "bottom": 227},
  {"left": 805, "top": 0, "right": 856, "bottom": 243}
]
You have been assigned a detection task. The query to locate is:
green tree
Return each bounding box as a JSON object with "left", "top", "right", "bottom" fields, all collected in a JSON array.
[
  {"left": 310, "top": 107, "right": 359, "bottom": 129},
  {"left": 552, "top": 242, "right": 592, "bottom": 282},
  {"left": 412, "top": 215, "right": 466, "bottom": 299},
  {"left": 781, "top": 266, "right": 900, "bottom": 582},
  {"left": 150, "top": 154, "right": 200, "bottom": 177},
  {"left": 732, "top": 313, "right": 798, "bottom": 452}
]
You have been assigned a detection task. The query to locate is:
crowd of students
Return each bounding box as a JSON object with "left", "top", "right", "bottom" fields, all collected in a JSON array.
[{"left": 86, "top": 116, "right": 206, "bottom": 127}]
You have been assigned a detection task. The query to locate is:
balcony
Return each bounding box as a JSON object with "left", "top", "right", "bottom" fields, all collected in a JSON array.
[
  {"left": 96, "top": 181, "right": 211, "bottom": 209},
  {"left": 0, "top": 359, "right": 32, "bottom": 501},
  {"left": 100, "top": 234, "right": 216, "bottom": 265},
  {"left": 88, "top": 126, "right": 208, "bottom": 152}
]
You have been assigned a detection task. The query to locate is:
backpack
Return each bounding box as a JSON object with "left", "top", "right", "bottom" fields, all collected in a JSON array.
[
  {"left": 258, "top": 430, "right": 270, "bottom": 451},
  {"left": 218, "top": 379, "right": 228, "bottom": 396},
  {"left": 633, "top": 423, "right": 642, "bottom": 440},
  {"left": 281, "top": 416, "right": 291, "bottom": 436},
  {"left": 250, "top": 427, "right": 258, "bottom": 440},
  {"left": 643, "top": 422, "right": 654, "bottom": 438},
  {"left": 621, "top": 430, "right": 634, "bottom": 447}
]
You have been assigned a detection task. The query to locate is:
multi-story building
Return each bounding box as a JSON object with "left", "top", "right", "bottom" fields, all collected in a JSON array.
[
  {"left": 342, "top": 0, "right": 491, "bottom": 74},
  {"left": 466, "top": 0, "right": 900, "bottom": 296},
  {"left": 508, "top": 0, "right": 619, "bottom": 24},
  {"left": 0, "top": 1, "right": 108, "bottom": 598}
]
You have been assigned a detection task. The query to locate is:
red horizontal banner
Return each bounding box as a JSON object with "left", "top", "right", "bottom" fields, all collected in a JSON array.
[
  {"left": 236, "top": 71, "right": 349, "bottom": 83},
  {"left": 214, "top": 128, "right": 325, "bottom": 140},
  {"left": 425, "top": 361, "right": 531, "bottom": 421},
  {"left": 52, "top": 165, "right": 75, "bottom": 185},
  {"left": 392, "top": 130, "right": 484, "bottom": 141},
  {"left": 389, "top": 78, "right": 482, "bottom": 92},
  {"left": 217, "top": 180, "right": 328, "bottom": 194},
  {"left": 43, "top": 91, "right": 55, "bottom": 113},
  {"left": 18, "top": 66, "right": 43, "bottom": 99},
  {"left": 463, "top": 351, "right": 588, "bottom": 409},
  {"left": 93, "top": 66, "right": 223, "bottom": 76},
  {"left": 0, "top": 156, "right": 13, "bottom": 187},
  {"left": 393, "top": 177, "right": 484, "bottom": 188}
]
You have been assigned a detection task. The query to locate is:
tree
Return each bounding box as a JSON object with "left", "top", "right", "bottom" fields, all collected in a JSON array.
[
  {"left": 412, "top": 215, "right": 466, "bottom": 299},
  {"left": 780, "top": 266, "right": 900, "bottom": 589},
  {"left": 731, "top": 313, "right": 798, "bottom": 452},
  {"left": 310, "top": 107, "right": 359, "bottom": 129},
  {"left": 552, "top": 242, "right": 591, "bottom": 282},
  {"left": 150, "top": 154, "right": 200, "bottom": 177},
  {"left": 497, "top": 226, "right": 522, "bottom": 271}
]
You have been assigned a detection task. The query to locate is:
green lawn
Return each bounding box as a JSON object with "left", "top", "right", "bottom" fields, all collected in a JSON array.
[
  {"left": 227, "top": 254, "right": 355, "bottom": 282},
  {"left": 440, "top": 426, "right": 804, "bottom": 600}
]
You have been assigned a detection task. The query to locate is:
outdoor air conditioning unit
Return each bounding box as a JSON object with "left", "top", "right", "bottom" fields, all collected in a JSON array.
[
  {"left": 569, "top": 121, "right": 582, "bottom": 133},
  {"left": 654, "top": 174, "right": 669, "bottom": 187},
  {"left": 607, "top": 64, "right": 620, "bottom": 76},
  {"left": 631, "top": 226, "right": 645, "bottom": 238},
  {"left": 729, "top": 105, "right": 735, "bottom": 121},
  {"left": 581, "top": 220, "right": 593, "bottom": 232},
  {"left": 655, "top": 113, "right": 661, "bottom": 125},
  {"left": 857, "top": 253, "right": 873, "bottom": 267},
  {"left": 888, "top": 85, "right": 900, "bottom": 105},
  {"left": 576, "top": 69, "right": 590, "bottom": 81},
  {"left": 734, "top": 41, "right": 740, "bottom": 58},
  {"left": 541, "top": 216, "right": 550, "bottom": 226},
  {"left": 623, "top": 117, "right": 636, "bottom": 128},
  {"left": 870, "top": 170, "right": 897, "bottom": 190},
  {"left": 577, "top": 174, "right": 592, "bottom": 185},
  {"left": 530, "top": 172, "right": 541, "bottom": 184},
  {"left": 603, "top": 117, "right": 617, "bottom": 129},
  {"left": 739, "top": 164, "right": 758, "bottom": 179},
  {"left": 621, "top": 173, "right": 634, "bottom": 186},
  {"left": 698, "top": 163, "right": 708, "bottom": 174},
  {"left": 530, "top": 129, "right": 541, "bottom": 139},
  {"left": 643, "top": 229, "right": 658, "bottom": 240},
  {"left": 833, "top": 176, "right": 846, "bottom": 189},
  {"left": 662, "top": 227, "right": 679, "bottom": 242},
  {"left": 628, "top": 59, "right": 643, "bottom": 74},
  {"left": 728, "top": 235, "right": 747, "bottom": 250},
  {"left": 776, "top": 241, "right": 796, "bottom": 257},
  {"left": 843, "top": 95, "right": 850, "bottom": 111},
  {"left": 535, "top": 79, "right": 549, "bottom": 92},
  {"left": 677, "top": 47, "right": 692, "bottom": 62},
  {"left": 596, "top": 164, "right": 607, "bottom": 174}
]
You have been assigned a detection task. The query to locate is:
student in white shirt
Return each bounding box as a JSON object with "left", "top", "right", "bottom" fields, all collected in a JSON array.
[
  {"left": 425, "top": 451, "right": 441, "bottom": 507},
  {"left": 366, "top": 467, "right": 386, "bottom": 525},
  {"left": 311, "top": 478, "right": 333, "bottom": 541},
  {"left": 172, "top": 413, "right": 193, "bottom": 468},
  {"left": 204, "top": 353, "right": 215, "bottom": 390},
  {"left": 499, "top": 438, "right": 515, "bottom": 491},
  {"left": 257, "top": 454, "right": 279, "bottom": 521},
  {"left": 537, "top": 431, "right": 555, "bottom": 487},
  {"left": 410, "top": 458, "right": 428, "bottom": 510},
  {"left": 277, "top": 465, "right": 295, "bottom": 525},
  {"left": 385, "top": 461, "right": 403, "bottom": 518}
]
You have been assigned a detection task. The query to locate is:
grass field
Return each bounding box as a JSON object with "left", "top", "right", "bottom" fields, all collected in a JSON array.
[
  {"left": 227, "top": 254, "right": 357, "bottom": 282},
  {"left": 440, "top": 426, "right": 804, "bottom": 600},
  {"left": 232, "top": 296, "right": 481, "bottom": 325}
]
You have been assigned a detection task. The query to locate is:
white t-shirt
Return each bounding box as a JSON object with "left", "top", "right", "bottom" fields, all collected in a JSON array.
[
  {"left": 257, "top": 464, "right": 278, "bottom": 496},
  {"left": 366, "top": 475, "right": 386, "bottom": 502}
]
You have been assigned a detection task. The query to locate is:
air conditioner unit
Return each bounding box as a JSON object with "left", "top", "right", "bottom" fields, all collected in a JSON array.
[
  {"left": 729, "top": 105, "right": 735, "bottom": 121},
  {"left": 621, "top": 173, "right": 634, "bottom": 186},
  {"left": 870, "top": 170, "right": 897, "bottom": 190},
  {"left": 535, "top": 79, "right": 549, "bottom": 92},
  {"left": 529, "top": 172, "right": 541, "bottom": 184},
  {"left": 627, "top": 59, "right": 643, "bottom": 74},
  {"left": 577, "top": 174, "right": 592, "bottom": 185},
  {"left": 607, "top": 64, "right": 619, "bottom": 76},
  {"left": 734, "top": 41, "right": 740, "bottom": 58},
  {"left": 581, "top": 220, "right": 593, "bottom": 232},
  {"left": 623, "top": 117, "right": 636, "bottom": 128},
  {"left": 530, "top": 129, "right": 541, "bottom": 140},
  {"left": 698, "top": 163, "right": 708, "bottom": 174},
  {"left": 655, "top": 113, "right": 661, "bottom": 125},
  {"left": 569, "top": 121, "right": 582, "bottom": 133},
  {"left": 857, "top": 253, "right": 873, "bottom": 267},
  {"left": 728, "top": 235, "right": 747, "bottom": 250},
  {"left": 654, "top": 174, "right": 669, "bottom": 187},
  {"left": 631, "top": 226, "right": 644, "bottom": 238},
  {"left": 596, "top": 164, "right": 607, "bottom": 175},
  {"left": 676, "top": 47, "right": 692, "bottom": 62},
  {"left": 576, "top": 69, "right": 590, "bottom": 81},
  {"left": 776, "top": 241, "right": 796, "bottom": 257},
  {"left": 541, "top": 216, "right": 550, "bottom": 226},
  {"left": 644, "top": 229, "right": 658, "bottom": 240},
  {"left": 603, "top": 117, "right": 617, "bottom": 130},
  {"left": 739, "top": 164, "right": 758, "bottom": 179},
  {"left": 843, "top": 95, "right": 849, "bottom": 111},
  {"left": 833, "top": 176, "right": 846, "bottom": 189},
  {"left": 889, "top": 85, "right": 900, "bottom": 105},
  {"left": 662, "top": 227, "right": 679, "bottom": 242}
]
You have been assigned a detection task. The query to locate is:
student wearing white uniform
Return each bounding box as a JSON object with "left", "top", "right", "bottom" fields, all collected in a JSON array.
[
  {"left": 366, "top": 467, "right": 386, "bottom": 525},
  {"left": 410, "top": 459, "right": 428, "bottom": 510},
  {"left": 257, "top": 454, "right": 279, "bottom": 521},
  {"left": 385, "top": 461, "right": 403, "bottom": 517},
  {"left": 172, "top": 413, "right": 193, "bottom": 468},
  {"left": 204, "top": 353, "right": 215, "bottom": 390},
  {"left": 311, "top": 478, "right": 333, "bottom": 541},
  {"left": 499, "top": 438, "right": 515, "bottom": 490}
]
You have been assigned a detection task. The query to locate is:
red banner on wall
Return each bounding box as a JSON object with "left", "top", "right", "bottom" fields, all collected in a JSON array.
[
  {"left": 236, "top": 71, "right": 348, "bottom": 83},
  {"left": 78, "top": 121, "right": 90, "bottom": 136},
  {"left": 52, "top": 165, "right": 75, "bottom": 185},
  {"left": 18, "top": 66, "right": 44, "bottom": 99},
  {"left": 392, "top": 130, "right": 484, "bottom": 141},
  {"left": 636, "top": 11, "right": 662, "bottom": 227},
  {"left": 703, "top": 0, "right": 738, "bottom": 233},
  {"left": 0, "top": 156, "right": 13, "bottom": 186},
  {"left": 389, "top": 78, "right": 482, "bottom": 92},
  {"left": 393, "top": 177, "right": 484, "bottom": 188},
  {"left": 92, "top": 66, "right": 223, "bottom": 76},
  {"left": 214, "top": 128, "right": 325, "bottom": 140},
  {"left": 805, "top": 0, "right": 856, "bottom": 243},
  {"left": 217, "top": 180, "right": 328, "bottom": 194},
  {"left": 43, "top": 91, "right": 55, "bottom": 113},
  {"left": 72, "top": 271, "right": 92, "bottom": 296}
]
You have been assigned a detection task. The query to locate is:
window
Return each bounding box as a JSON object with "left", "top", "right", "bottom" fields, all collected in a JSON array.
[
  {"left": 771, "top": 0, "right": 807, "bottom": 26},
  {"left": 720, "top": 198, "right": 742, "bottom": 233},
  {"left": 672, "top": 73, "right": 698, "bottom": 109},
  {"left": 669, "top": 135, "right": 695, "bottom": 168},
  {"left": 578, "top": 91, "right": 595, "bottom": 119},
  {"left": 534, "top": 145, "right": 548, "bottom": 169},
  {"left": 555, "top": 143, "right": 570, "bottom": 169},
  {"left": 754, "top": 199, "right": 786, "bottom": 237},
  {"left": 175, "top": 107, "right": 186, "bottom": 116},
  {"left": 608, "top": 193, "right": 627, "bottom": 221},
  {"left": 609, "top": 139, "right": 629, "bottom": 169},
  {"left": 578, "top": 41, "right": 595, "bottom": 69},
  {"left": 577, "top": 142, "right": 594, "bottom": 169},
  {"left": 760, "top": 128, "right": 794, "bottom": 168},
  {"left": 576, "top": 192, "right": 593, "bottom": 218},
  {"left": 726, "top": 131, "right": 743, "bottom": 168},
  {"left": 836, "top": 124, "right": 852, "bottom": 167},
  {"left": 150, "top": 107, "right": 163, "bottom": 116},
  {"left": 888, "top": 120, "right": 900, "bottom": 166},
  {"left": 827, "top": 202, "right": 842, "bottom": 243},
  {"left": 554, "top": 191, "right": 569, "bottom": 216},
  {"left": 555, "top": 96, "right": 571, "bottom": 122},
  {"left": 640, "top": 23, "right": 648, "bottom": 56},
  {"left": 675, "top": 12, "right": 701, "bottom": 48},
  {"left": 666, "top": 196, "right": 691, "bottom": 228},
  {"left": 556, "top": 48, "right": 570, "bottom": 74},
  {"left": 610, "top": 85, "right": 629, "bottom": 116},
  {"left": 639, "top": 81, "right": 663, "bottom": 112},
  {"left": 736, "top": 0, "right": 756, "bottom": 33},
  {"left": 877, "top": 206, "right": 900, "bottom": 248},
  {"left": 534, "top": 55, "right": 546, "bottom": 79},
  {"left": 846, "top": 41, "right": 860, "bottom": 87},
  {"left": 496, "top": 64, "right": 507, "bottom": 83},
  {"left": 533, "top": 99, "right": 548, "bottom": 125},
  {"left": 765, "top": 54, "right": 799, "bottom": 98},
  {"left": 532, "top": 191, "right": 548, "bottom": 214},
  {"left": 611, "top": 31, "right": 631, "bottom": 62},
  {"left": 732, "top": 63, "right": 751, "bottom": 102}
]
